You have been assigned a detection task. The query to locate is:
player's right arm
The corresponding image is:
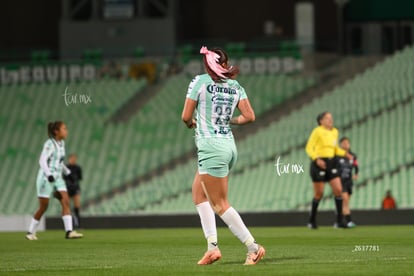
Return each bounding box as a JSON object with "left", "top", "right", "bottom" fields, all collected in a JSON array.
[
  {"left": 306, "top": 128, "right": 327, "bottom": 169},
  {"left": 181, "top": 75, "right": 201, "bottom": 128},
  {"left": 181, "top": 98, "right": 197, "bottom": 128},
  {"left": 39, "top": 141, "right": 54, "bottom": 180},
  {"left": 305, "top": 128, "right": 319, "bottom": 160}
]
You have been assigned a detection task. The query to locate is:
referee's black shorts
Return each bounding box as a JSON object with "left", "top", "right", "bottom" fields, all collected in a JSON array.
[
  {"left": 66, "top": 183, "right": 80, "bottom": 197},
  {"left": 310, "top": 157, "right": 340, "bottom": 182}
]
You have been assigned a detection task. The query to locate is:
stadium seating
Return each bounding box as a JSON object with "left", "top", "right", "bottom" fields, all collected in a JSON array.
[
  {"left": 345, "top": 166, "right": 413, "bottom": 210},
  {"left": 0, "top": 79, "right": 146, "bottom": 215},
  {"left": 73, "top": 73, "right": 314, "bottom": 215},
  {"left": 0, "top": 69, "right": 314, "bottom": 215},
  {"left": 83, "top": 46, "right": 414, "bottom": 215},
  {"left": 3, "top": 46, "right": 414, "bottom": 216},
  {"left": 82, "top": 73, "right": 314, "bottom": 200}
]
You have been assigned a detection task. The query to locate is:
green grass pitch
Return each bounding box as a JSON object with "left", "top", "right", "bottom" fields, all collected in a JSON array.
[{"left": 1, "top": 225, "right": 413, "bottom": 275}]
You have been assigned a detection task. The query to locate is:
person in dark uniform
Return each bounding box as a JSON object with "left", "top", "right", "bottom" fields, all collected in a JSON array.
[
  {"left": 337, "top": 137, "right": 359, "bottom": 228},
  {"left": 305, "top": 112, "right": 353, "bottom": 229},
  {"left": 63, "top": 154, "right": 83, "bottom": 228}
]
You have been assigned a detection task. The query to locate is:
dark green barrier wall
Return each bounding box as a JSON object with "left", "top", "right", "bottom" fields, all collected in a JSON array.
[
  {"left": 347, "top": 0, "right": 414, "bottom": 21},
  {"left": 46, "top": 210, "right": 414, "bottom": 229}
]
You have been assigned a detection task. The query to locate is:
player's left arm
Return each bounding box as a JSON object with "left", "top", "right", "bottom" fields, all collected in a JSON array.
[
  {"left": 231, "top": 98, "right": 255, "bottom": 125},
  {"left": 231, "top": 86, "right": 255, "bottom": 125},
  {"left": 62, "top": 164, "right": 71, "bottom": 176},
  {"left": 353, "top": 154, "right": 359, "bottom": 180}
]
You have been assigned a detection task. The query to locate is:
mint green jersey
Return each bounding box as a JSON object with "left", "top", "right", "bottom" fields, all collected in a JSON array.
[
  {"left": 186, "top": 74, "right": 248, "bottom": 139},
  {"left": 38, "top": 139, "right": 66, "bottom": 178}
]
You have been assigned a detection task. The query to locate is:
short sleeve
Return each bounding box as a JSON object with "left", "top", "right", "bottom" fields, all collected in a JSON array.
[
  {"left": 239, "top": 85, "right": 248, "bottom": 100},
  {"left": 186, "top": 75, "right": 203, "bottom": 101},
  {"left": 42, "top": 140, "right": 54, "bottom": 159}
]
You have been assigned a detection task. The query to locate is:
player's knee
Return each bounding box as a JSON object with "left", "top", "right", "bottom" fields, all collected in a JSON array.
[
  {"left": 192, "top": 192, "right": 207, "bottom": 205},
  {"left": 61, "top": 198, "right": 70, "bottom": 208},
  {"left": 40, "top": 204, "right": 49, "bottom": 212},
  {"left": 210, "top": 202, "right": 223, "bottom": 214},
  {"left": 333, "top": 190, "right": 342, "bottom": 197},
  {"left": 211, "top": 201, "right": 231, "bottom": 215},
  {"left": 314, "top": 192, "right": 323, "bottom": 199}
]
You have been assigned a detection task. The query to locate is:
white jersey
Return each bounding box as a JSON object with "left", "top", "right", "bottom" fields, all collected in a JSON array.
[
  {"left": 38, "top": 138, "right": 67, "bottom": 178},
  {"left": 186, "top": 74, "right": 248, "bottom": 139}
]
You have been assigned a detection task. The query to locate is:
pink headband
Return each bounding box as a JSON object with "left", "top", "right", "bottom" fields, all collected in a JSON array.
[{"left": 200, "top": 46, "right": 229, "bottom": 79}]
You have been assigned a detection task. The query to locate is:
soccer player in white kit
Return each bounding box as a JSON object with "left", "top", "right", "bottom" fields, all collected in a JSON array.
[
  {"left": 182, "top": 46, "right": 265, "bottom": 265},
  {"left": 26, "top": 121, "right": 83, "bottom": 240}
]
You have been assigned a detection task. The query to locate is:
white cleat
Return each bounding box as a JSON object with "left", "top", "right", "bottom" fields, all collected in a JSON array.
[
  {"left": 25, "top": 232, "right": 38, "bottom": 240},
  {"left": 66, "top": 230, "right": 83, "bottom": 239},
  {"left": 347, "top": 221, "right": 357, "bottom": 228}
]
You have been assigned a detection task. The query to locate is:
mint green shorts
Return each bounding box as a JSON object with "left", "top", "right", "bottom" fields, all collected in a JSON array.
[
  {"left": 196, "top": 137, "right": 238, "bottom": 178},
  {"left": 36, "top": 171, "right": 67, "bottom": 198}
]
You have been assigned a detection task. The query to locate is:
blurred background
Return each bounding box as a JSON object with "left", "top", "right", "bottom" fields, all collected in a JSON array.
[{"left": 0, "top": 0, "right": 413, "bottom": 226}]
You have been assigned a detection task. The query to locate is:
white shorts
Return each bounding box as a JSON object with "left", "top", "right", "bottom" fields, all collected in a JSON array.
[{"left": 36, "top": 171, "right": 67, "bottom": 198}]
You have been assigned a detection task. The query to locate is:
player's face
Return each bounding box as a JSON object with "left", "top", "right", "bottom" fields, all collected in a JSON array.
[
  {"left": 57, "top": 124, "right": 68, "bottom": 140},
  {"left": 321, "top": 113, "right": 333, "bottom": 129},
  {"left": 69, "top": 155, "right": 77, "bottom": 164},
  {"left": 340, "top": 139, "right": 350, "bottom": 151}
]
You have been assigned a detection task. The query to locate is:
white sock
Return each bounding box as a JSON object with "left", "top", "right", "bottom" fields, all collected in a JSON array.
[
  {"left": 220, "top": 207, "right": 258, "bottom": 253},
  {"left": 196, "top": 201, "right": 218, "bottom": 250},
  {"left": 28, "top": 218, "right": 40, "bottom": 234},
  {"left": 62, "top": 215, "right": 73, "bottom": 232}
]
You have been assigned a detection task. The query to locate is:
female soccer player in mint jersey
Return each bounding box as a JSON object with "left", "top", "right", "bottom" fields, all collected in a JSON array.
[
  {"left": 26, "top": 121, "right": 83, "bottom": 240},
  {"left": 182, "top": 46, "right": 265, "bottom": 265}
]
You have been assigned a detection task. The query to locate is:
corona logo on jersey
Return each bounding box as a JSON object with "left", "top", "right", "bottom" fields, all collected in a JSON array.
[{"left": 206, "top": 84, "right": 237, "bottom": 95}]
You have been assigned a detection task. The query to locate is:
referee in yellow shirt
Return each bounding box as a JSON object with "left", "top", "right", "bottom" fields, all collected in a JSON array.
[{"left": 305, "top": 112, "right": 352, "bottom": 229}]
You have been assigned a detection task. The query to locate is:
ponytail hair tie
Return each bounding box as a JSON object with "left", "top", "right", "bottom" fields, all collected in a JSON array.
[{"left": 200, "top": 46, "right": 229, "bottom": 80}]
